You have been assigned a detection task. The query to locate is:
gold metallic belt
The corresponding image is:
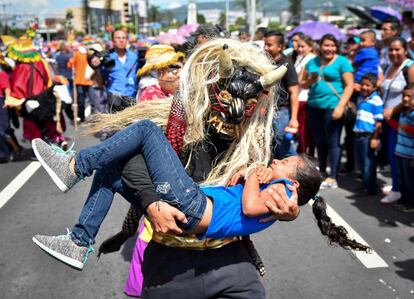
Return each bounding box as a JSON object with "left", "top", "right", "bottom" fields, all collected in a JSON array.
[{"left": 152, "top": 231, "right": 240, "bottom": 250}]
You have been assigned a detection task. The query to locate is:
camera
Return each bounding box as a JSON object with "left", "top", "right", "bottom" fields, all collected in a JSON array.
[{"left": 88, "top": 48, "right": 116, "bottom": 69}]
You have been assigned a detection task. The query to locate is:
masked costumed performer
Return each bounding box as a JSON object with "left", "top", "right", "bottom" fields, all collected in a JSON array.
[{"left": 7, "top": 36, "right": 66, "bottom": 145}]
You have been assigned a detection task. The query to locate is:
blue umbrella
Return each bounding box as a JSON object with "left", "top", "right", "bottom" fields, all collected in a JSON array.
[
  {"left": 370, "top": 6, "right": 402, "bottom": 22},
  {"left": 288, "top": 21, "right": 345, "bottom": 41}
]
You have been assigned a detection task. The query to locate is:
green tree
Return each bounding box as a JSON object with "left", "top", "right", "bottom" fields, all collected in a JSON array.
[
  {"left": 235, "top": 17, "right": 246, "bottom": 26},
  {"left": 197, "top": 14, "right": 206, "bottom": 24},
  {"left": 267, "top": 21, "right": 285, "bottom": 32},
  {"left": 289, "top": 0, "right": 302, "bottom": 17},
  {"left": 148, "top": 5, "right": 160, "bottom": 23},
  {"left": 219, "top": 12, "right": 226, "bottom": 27}
]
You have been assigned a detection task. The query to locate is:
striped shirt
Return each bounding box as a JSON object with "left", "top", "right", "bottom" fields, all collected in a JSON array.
[
  {"left": 395, "top": 110, "right": 414, "bottom": 159},
  {"left": 353, "top": 91, "right": 384, "bottom": 133}
]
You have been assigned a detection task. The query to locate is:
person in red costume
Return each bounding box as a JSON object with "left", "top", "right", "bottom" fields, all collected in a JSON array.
[{"left": 7, "top": 36, "right": 66, "bottom": 145}]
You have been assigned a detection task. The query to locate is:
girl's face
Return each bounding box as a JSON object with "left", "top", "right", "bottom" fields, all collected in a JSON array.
[
  {"left": 389, "top": 41, "right": 407, "bottom": 65},
  {"left": 320, "top": 39, "right": 337, "bottom": 61},
  {"left": 297, "top": 40, "right": 312, "bottom": 56},
  {"left": 269, "top": 156, "right": 300, "bottom": 179}
]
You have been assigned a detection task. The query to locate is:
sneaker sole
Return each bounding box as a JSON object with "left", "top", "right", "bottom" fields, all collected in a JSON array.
[
  {"left": 32, "top": 236, "right": 84, "bottom": 270},
  {"left": 32, "top": 140, "right": 69, "bottom": 193}
]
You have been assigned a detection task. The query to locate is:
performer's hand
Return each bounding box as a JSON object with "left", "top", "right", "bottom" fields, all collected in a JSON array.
[
  {"left": 259, "top": 184, "right": 299, "bottom": 222},
  {"left": 146, "top": 201, "right": 188, "bottom": 234}
]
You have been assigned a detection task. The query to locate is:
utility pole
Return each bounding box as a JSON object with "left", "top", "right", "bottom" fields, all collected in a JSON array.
[
  {"left": 250, "top": 0, "right": 256, "bottom": 38},
  {"left": 246, "top": 0, "right": 250, "bottom": 33},
  {"left": 225, "top": 0, "right": 229, "bottom": 31},
  {"left": 0, "top": 1, "right": 11, "bottom": 34}
]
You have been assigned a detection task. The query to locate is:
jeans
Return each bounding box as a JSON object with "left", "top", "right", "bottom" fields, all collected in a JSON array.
[
  {"left": 396, "top": 156, "right": 414, "bottom": 204},
  {"left": 307, "top": 106, "right": 343, "bottom": 179},
  {"left": 353, "top": 134, "right": 377, "bottom": 192},
  {"left": 71, "top": 167, "right": 137, "bottom": 246},
  {"left": 272, "top": 107, "right": 297, "bottom": 159},
  {"left": 75, "top": 120, "right": 207, "bottom": 231},
  {"left": 0, "top": 97, "right": 10, "bottom": 159},
  {"left": 384, "top": 123, "right": 399, "bottom": 192}
]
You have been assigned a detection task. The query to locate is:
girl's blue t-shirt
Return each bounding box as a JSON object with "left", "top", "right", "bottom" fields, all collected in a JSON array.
[
  {"left": 199, "top": 179, "right": 292, "bottom": 239},
  {"left": 305, "top": 55, "right": 354, "bottom": 109}
]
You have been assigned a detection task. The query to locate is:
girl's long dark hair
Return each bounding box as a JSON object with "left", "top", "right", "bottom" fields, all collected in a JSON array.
[
  {"left": 312, "top": 197, "right": 371, "bottom": 252},
  {"left": 295, "top": 154, "right": 371, "bottom": 252}
]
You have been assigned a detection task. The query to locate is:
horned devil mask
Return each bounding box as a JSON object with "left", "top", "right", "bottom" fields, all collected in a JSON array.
[{"left": 208, "top": 44, "right": 287, "bottom": 138}]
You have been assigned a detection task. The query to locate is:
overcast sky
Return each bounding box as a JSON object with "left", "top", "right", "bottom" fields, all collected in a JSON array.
[{"left": 9, "top": 0, "right": 189, "bottom": 17}]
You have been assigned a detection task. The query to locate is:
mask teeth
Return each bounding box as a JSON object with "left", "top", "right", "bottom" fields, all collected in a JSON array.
[
  {"left": 207, "top": 116, "right": 218, "bottom": 123},
  {"left": 217, "top": 122, "right": 223, "bottom": 133}
]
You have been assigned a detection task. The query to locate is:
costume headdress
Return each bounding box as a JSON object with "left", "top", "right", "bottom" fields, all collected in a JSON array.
[
  {"left": 7, "top": 36, "right": 42, "bottom": 63},
  {"left": 137, "top": 45, "right": 185, "bottom": 77}
]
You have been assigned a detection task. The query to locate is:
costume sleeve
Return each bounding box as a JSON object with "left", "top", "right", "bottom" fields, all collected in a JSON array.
[
  {"left": 10, "top": 64, "right": 31, "bottom": 99},
  {"left": 166, "top": 94, "right": 187, "bottom": 153},
  {"left": 121, "top": 154, "right": 159, "bottom": 212},
  {"left": 0, "top": 72, "right": 11, "bottom": 93}
]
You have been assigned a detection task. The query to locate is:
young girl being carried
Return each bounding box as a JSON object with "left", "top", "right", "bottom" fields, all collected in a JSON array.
[{"left": 31, "top": 120, "right": 371, "bottom": 269}]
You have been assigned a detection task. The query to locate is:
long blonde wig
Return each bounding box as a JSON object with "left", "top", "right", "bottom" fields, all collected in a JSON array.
[{"left": 180, "top": 38, "right": 277, "bottom": 185}]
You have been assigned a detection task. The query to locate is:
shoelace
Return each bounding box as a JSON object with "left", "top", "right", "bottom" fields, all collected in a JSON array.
[
  {"left": 50, "top": 143, "right": 76, "bottom": 157},
  {"left": 83, "top": 246, "right": 95, "bottom": 263},
  {"left": 55, "top": 228, "right": 73, "bottom": 241}
]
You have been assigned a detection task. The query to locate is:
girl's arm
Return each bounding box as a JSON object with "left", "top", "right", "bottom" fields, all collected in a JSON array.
[{"left": 242, "top": 172, "right": 283, "bottom": 217}]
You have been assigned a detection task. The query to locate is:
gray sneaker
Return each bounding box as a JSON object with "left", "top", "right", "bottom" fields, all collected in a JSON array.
[
  {"left": 32, "top": 230, "right": 94, "bottom": 270},
  {"left": 32, "top": 138, "right": 79, "bottom": 192}
]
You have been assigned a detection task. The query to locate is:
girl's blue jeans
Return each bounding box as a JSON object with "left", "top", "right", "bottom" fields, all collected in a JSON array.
[
  {"left": 353, "top": 134, "right": 378, "bottom": 192},
  {"left": 74, "top": 120, "right": 207, "bottom": 232}
]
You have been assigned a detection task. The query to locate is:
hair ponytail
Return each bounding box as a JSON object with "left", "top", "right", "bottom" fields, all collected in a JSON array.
[{"left": 312, "top": 197, "right": 371, "bottom": 252}]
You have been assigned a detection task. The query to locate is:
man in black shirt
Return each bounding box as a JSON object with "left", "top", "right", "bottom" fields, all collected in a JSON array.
[{"left": 264, "top": 31, "right": 299, "bottom": 159}]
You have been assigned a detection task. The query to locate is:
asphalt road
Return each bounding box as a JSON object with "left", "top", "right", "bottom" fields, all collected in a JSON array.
[{"left": 1, "top": 131, "right": 413, "bottom": 299}]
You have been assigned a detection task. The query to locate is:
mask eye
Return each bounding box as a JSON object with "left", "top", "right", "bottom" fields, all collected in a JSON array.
[{"left": 218, "top": 90, "right": 233, "bottom": 103}]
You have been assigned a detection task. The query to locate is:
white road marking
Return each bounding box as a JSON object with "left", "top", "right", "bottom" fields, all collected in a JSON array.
[
  {"left": 309, "top": 200, "right": 389, "bottom": 269},
  {"left": 0, "top": 162, "right": 41, "bottom": 209}
]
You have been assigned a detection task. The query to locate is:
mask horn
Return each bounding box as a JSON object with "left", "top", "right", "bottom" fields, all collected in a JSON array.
[
  {"left": 259, "top": 63, "right": 288, "bottom": 89},
  {"left": 219, "top": 44, "right": 234, "bottom": 78}
]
